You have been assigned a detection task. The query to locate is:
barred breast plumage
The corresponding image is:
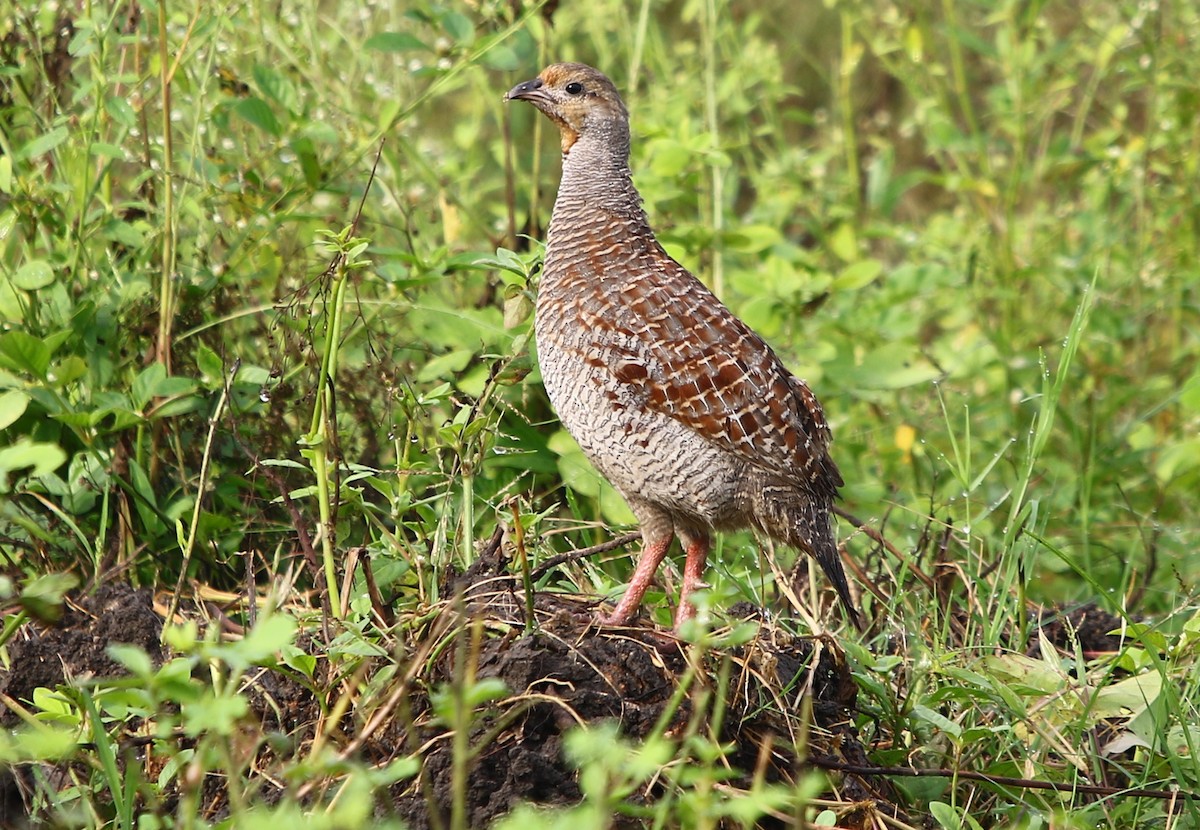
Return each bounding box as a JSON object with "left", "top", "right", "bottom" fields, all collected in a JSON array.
[{"left": 505, "top": 62, "right": 858, "bottom": 630}]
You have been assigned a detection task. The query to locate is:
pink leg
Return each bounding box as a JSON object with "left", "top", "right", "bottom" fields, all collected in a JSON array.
[
  {"left": 596, "top": 535, "right": 673, "bottom": 626},
  {"left": 674, "top": 535, "right": 710, "bottom": 630}
]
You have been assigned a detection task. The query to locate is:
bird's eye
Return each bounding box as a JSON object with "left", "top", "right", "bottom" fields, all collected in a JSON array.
[{"left": 565, "top": 81, "right": 584, "bottom": 95}]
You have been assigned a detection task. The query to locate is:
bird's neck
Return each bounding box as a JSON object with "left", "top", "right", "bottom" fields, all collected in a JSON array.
[{"left": 548, "top": 126, "right": 652, "bottom": 247}]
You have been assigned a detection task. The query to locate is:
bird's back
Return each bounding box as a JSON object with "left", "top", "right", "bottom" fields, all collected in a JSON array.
[{"left": 538, "top": 195, "right": 841, "bottom": 502}]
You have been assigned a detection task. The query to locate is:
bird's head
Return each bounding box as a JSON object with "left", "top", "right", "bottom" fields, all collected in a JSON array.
[{"left": 504, "top": 62, "right": 629, "bottom": 155}]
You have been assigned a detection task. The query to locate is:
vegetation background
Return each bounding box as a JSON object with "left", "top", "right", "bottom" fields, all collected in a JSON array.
[{"left": 0, "top": 0, "right": 1197, "bottom": 827}]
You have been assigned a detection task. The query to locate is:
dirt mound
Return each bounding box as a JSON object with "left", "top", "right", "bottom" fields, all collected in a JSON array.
[
  {"left": 0, "top": 582, "right": 163, "bottom": 727},
  {"left": 0, "top": 568, "right": 898, "bottom": 828}
]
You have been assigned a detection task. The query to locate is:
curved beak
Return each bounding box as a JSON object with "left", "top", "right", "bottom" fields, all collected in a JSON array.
[{"left": 504, "top": 77, "right": 547, "bottom": 104}]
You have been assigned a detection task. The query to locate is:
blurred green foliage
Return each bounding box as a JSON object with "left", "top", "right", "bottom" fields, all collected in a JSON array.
[
  {"left": 1, "top": 0, "right": 1198, "bottom": 825},
  {"left": 1, "top": 0, "right": 1193, "bottom": 615}
]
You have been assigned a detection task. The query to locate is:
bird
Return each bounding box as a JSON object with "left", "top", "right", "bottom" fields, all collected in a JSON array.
[{"left": 505, "top": 62, "right": 857, "bottom": 631}]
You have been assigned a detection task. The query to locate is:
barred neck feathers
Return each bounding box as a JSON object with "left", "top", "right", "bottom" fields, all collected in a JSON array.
[{"left": 549, "top": 122, "right": 650, "bottom": 250}]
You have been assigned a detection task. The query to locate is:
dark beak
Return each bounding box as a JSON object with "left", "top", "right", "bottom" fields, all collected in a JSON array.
[{"left": 504, "top": 77, "right": 546, "bottom": 104}]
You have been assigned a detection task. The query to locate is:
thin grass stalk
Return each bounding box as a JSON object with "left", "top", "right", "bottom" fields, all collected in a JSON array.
[
  {"left": 168, "top": 360, "right": 236, "bottom": 626},
  {"left": 940, "top": 0, "right": 984, "bottom": 170},
  {"left": 80, "top": 689, "right": 133, "bottom": 830},
  {"left": 155, "top": 0, "right": 175, "bottom": 373},
  {"left": 449, "top": 618, "right": 484, "bottom": 830},
  {"left": 460, "top": 468, "right": 475, "bottom": 564},
  {"left": 511, "top": 502, "right": 536, "bottom": 634},
  {"left": 838, "top": 9, "right": 861, "bottom": 214},
  {"left": 701, "top": 0, "right": 724, "bottom": 295},
  {"left": 628, "top": 0, "right": 652, "bottom": 91},
  {"left": 308, "top": 264, "right": 352, "bottom": 617},
  {"left": 1002, "top": 278, "right": 1096, "bottom": 542}
]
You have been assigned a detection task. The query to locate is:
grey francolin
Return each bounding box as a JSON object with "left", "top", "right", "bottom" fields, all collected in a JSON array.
[{"left": 505, "top": 63, "right": 857, "bottom": 630}]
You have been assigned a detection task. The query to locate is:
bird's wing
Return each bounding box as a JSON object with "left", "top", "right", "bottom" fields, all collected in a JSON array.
[{"left": 582, "top": 249, "right": 840, "bottom": 487}]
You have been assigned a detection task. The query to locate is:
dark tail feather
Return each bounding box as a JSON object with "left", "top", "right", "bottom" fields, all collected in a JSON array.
[
  {"left": 807, "top": 524, "right": 862, "bottom": 631},
  {"left": 760, "top": 486, "right": 861, "bottom": 629}
]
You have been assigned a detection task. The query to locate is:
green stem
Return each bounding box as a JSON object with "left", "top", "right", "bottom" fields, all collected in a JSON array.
[
  {"left": 702, "top": 0, "right": 724, "bottom": 295},
  {"left": 155, "top": 0, "right": 175, "bottom": 372},
  {"left": 310, "top": 264, "right": 352, "bottom": 616},
  {"left": 460, "top": 468, "right": 474, "bottom": 564},
  {"left": 839, "top": 10, "right": 861, "bottom": 213}
]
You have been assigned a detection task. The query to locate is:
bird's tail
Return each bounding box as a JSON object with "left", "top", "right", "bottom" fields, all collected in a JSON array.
[{"left": 757, "top": 485, "right": 860, "bottom": 628}]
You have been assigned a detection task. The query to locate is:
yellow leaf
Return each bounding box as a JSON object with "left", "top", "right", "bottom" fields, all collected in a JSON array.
[
  {"left": 895, "top": 424, "right": 916, "bottom": 462},
  {"left": 905, "top": 25, "right": 924, "bottom": 61}
]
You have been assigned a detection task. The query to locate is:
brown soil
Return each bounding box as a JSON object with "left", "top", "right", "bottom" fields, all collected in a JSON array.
[
  {"left": 0, "top": 558, "right": 1125, "bottom": 828},
  {"left": 0, "top": 582, "right": 164, "bottom": 727},
  {"left": 1035, "top": 603, "right": 1130, "bottom": 655}
]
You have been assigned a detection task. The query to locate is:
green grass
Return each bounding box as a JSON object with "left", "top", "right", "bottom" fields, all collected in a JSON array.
[{"left": 1, "top": 0, "right": 1198, "bottom": 827}]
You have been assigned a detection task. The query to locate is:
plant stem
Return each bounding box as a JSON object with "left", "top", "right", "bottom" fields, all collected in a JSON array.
[
  {"left": 839, "top": 10, "right": 861, "bottom": 213},
  {"left": 310, "top": 263, "right": 352, "bottom": 617},
  {"left": 155, "top": 0, "right": 175, "bottom": 373},
  {"left": 702, "top": 0, "right": 725, "bottom": 296}
]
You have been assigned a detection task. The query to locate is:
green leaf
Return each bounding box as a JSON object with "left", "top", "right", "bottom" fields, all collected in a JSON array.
[
  {"left": 463, "top": 677, "right": 508, "bottom": 708},
  {"left": 911, "top": 704, "right": 962, "bottom": 738},
  {"left": 481, "top": 43, "right": 520, "bottom": 71},
  {"left": 13, "top": 260, "right": 55, "bottom": 290},
  {"left": 1092, "top": 671, "right": 1164, "bottom": 719},
  {"left": 503, "top": 292, "right": 533, "bottom": 328},
  {"left": 163, "top": 621, "right": 199, "bottom": 653},
  {"left": 0, "top": 389, "right": 29, "bottom": 430},
  {"left": 648, "top": 139, "right": 692, "bottom": 177},
  {"left": 233, "top": 97, "right": 282, "bottom": 136},
  {"left": 282, "top": 649, "right": 317, "bottom": 679},
  {"left": 17, "top": 126, "right": 69, "bottom": 161},
  {"left": 87, "top": 144, "right": 124, "bottom": 165},
  {"left": 132, "top": 363, "right": 167, "bottom": 411},
  {"left": 364, "top": 32, "right": 429, "bottom": 52},
  {"left": 220, "top": 614, "right": 298, "bottom": 668},
  {"left": 476, "top": 247, "right": 531, "bottom": 277},
  {"left": 417, "top": 349, "right": 472, "bottom": 383},
  {"left": 182, "top": 691, "right": 249, "bottom": 737},
  {"left": 0, "top": 724, "right": 78, "bottom": 761},
  {"left": 18, "top": 572, "right": 77, "bottom": 621},
  {"left": 107, "top": 644, "right": 155, "bottom": 679},
  {"left": 253, "top": 64, "right": 298, "bottom": 114},
  {"left": 832, "top": 259, "right": 883, "bottom": 291},
  {"left": 930, "top": 801, "right": 984, "bottom": 830},
  {"left": 105, "top": 96, "right": 137, "bottom": 128},
  {"left": 0, "top": 439, "right": 67, "bottom": 492},
  {"left": 723, "top": 224, "right": 782, "bottom": 253},
  {"left": 102, "top": 220, "right": 146, "bottom": 249},
  {"left": 844, "top": 347, "right": 940, "bottom": 390},
  {"left": 195, "top": 344, "right": 224, "bottom": 384},
  {"left": 127, "top": 458, "right": 165, "bottom": 535},
  {"left": 1155, "top": 437, "right": 1200, "bottom": 482},
  {"left": 440, "top": 10, "right": 474, "bottom": 44},
  {"left": 1126, "top": 421, "right": 1156, "bottom": 451},
  {"left": 0, "top": 156, "right": 11, "bottom": 194},
  {"left": 31, "top": 688, "right": 79, "bottom": 725},
  {"left": 827, "top": 222, "right": 858, "bottom": 262}
]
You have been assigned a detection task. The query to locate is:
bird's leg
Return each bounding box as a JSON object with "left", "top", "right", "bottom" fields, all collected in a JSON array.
[
  {"left": 596, "top": 534, "right": 673, "bottom": 626},
  {"left": 674, "top": 532, "right": 711, "bottom": 630}
]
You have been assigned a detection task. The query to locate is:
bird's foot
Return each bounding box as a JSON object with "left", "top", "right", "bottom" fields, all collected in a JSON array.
[{"left": 593, "top": 607, "right": 635, "bottom": 627}]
